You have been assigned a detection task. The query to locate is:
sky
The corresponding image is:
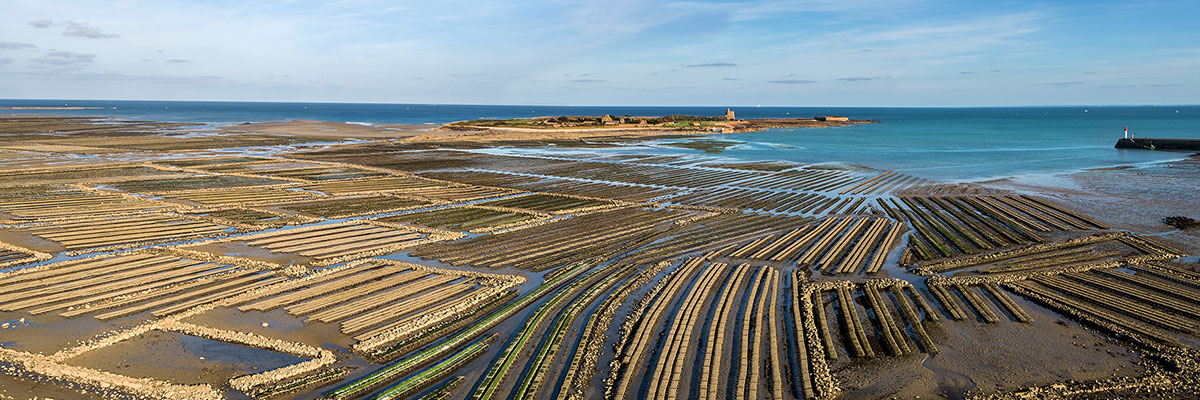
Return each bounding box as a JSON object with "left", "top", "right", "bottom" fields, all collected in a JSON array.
[{"left": 0, "top": 0, "right": 1197, "bottom": 106}]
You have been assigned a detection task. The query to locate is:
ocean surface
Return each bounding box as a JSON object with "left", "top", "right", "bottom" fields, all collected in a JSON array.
[{"left": 3, "top": 99, "right": 1198, "bottom": 182}]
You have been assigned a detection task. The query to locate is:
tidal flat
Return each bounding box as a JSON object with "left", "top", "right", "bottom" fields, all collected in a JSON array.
[{"left": 0, "top": 115, "right": 1196, "bottom": 400}]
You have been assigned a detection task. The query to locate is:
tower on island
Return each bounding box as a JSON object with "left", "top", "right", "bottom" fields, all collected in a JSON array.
[{"left": 725, "top": 108, "right": 735, "bottom": 120}]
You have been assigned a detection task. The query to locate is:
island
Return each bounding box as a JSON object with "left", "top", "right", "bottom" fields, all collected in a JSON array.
[
  {"left": 441, "top": 109, "right": 877, "bottom": 134},
  {"left": 219, "top": 110, "right": 879, "bottom": 145}
]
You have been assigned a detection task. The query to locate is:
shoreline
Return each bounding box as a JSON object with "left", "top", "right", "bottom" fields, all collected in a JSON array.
[
  {"left": 0, "top": 114, "right": 1196, "bottom": 399},
  {"left": 220, "top": 119, "right": 435, "bottom": 138},
  {"left": 442, "top": 115, "right": 878, "bottom": 134},
  {"left": 221, "top": 116, "right": 876, "bottom": 144},
  {"left": 988, "top": 153, "right": 1200, "bottom": 255},
  {"left": 5, "top": 113, "right": 1194, "bottom": 185},
  {"left": 956, "top": 153, "right": 1199, "bottom": 186}
]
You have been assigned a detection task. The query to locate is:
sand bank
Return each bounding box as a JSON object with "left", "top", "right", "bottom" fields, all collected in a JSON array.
[{"left": 221, "top": 120, "right": 434, "bottom": 139}]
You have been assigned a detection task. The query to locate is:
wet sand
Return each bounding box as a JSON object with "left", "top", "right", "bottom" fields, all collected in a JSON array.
[
  {"left": 0, "top": 310, "right": 132, "bottom": 356},
  {"left": 222, "top": 120, "right": 433, "bottom": 139},
  {"left": 988, "top": 153, "right": 1200, "bottom": 255},
  {"left": 1, "top": 116, "right": 1196, "bottom": 399},
  {"left": 65, "top": 329, "right": 307, "bottom": 387},
  {"left": 830, "top": 287, "right": 1146, "bottom": 399},
  {"left": 224, "top": 119, "right": 713, "bottom": 144},
  {"left": 0, "top": 373, "right": 109, "bottom": 400}
]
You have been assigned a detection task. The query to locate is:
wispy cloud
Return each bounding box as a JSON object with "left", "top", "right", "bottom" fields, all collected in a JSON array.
[
  {"left": 860, "top": 12, "right": 1043, "bottom": 46},
  {"left": 63, "top": 22, "right": 120, "bottom": 39},
  {"left": 1044, "top": 81, "right": 1084, "bottom": 86},
  {"left": 0, "top": 42, "right": 38, "bottom": 50},
  {"left": 1, "top": 1, "right": 1195, "bottom": 106},
  {"left": 781, "top": 11, "right": 1047, "bottom": 69},
  {"left": 9, "top": 70, "right": 252, "bottom": 87},
  {"left": 837, "top": 76, "right": 883, "bottom": 81},
  {"left": 29, "top": 51, "right": 96, "bottom": 67},
  {"left": 721, "top": 0, "right": 923, "bottom": 22}
]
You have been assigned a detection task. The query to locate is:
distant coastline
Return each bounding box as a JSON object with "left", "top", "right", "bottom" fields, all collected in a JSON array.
[
  {"left": 442, "top": 113, "right": 879, "bottom": 135},
  {"left": 2, "top": 102, "right": 1196, "bottom": 182},
  {"left": 0, "top": 106, "right": 113, "bottom": 110},
  {"left": 209, "top": 113, "right": 879, "bottom": 145}
]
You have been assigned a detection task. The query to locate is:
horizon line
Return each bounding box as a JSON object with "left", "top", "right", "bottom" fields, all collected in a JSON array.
[{"left": 1, "top": 98, "right": 1198, "bottom": 109}]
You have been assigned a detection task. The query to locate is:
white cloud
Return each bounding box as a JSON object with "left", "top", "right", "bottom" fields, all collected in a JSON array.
[
  {"left": 62, "top": 21, "right": 120, "bottom": 39},
  {"left": 0, "top": 1, "right": 1195, "bottom": 106},
  {"left": 767, "top": 79, "right": 817, "bottom": 84},
  {"left": 0, "top": 42, "right": 38, "bottom": 49},
  {"left": 29, "top": 51, "right": 96, "bottom": 68}
]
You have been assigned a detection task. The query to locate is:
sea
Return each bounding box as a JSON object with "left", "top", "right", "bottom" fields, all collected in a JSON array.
[{"left": 3, "top": 99, "right": 1198, "bottom": 182}]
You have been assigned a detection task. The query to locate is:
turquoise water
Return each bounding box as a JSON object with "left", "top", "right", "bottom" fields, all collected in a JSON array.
[
  {"left": 655, "top": 107, "right": 1200, "bottom": 181},
  {"left": 2, "top": 100, "right": 1197, "bottom": 181}
]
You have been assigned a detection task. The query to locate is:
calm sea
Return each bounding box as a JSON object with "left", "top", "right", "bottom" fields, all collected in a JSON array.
[{"left": 3, "top": 99, "right": 1197, "bottom": 181}]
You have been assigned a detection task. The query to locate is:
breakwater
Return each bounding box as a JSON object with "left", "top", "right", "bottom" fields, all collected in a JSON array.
[{"left": 1115, "top": 137, "right": 1200, "bottom": 151}]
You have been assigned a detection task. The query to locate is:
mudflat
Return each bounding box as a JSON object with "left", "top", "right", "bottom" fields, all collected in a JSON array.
[
  {"left": 0, "top": 115, "right": 1196, "bottom": 400},
  {"left": 223, "top": 119, "right": 433, "bottom": 138}
]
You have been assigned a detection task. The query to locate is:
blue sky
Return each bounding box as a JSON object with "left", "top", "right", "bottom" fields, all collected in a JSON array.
[{"left": 0, "top": 0, "right": 1197, "bottom": 106}]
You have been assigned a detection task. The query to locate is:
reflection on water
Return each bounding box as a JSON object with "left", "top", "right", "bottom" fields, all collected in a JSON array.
[{"left": 178, "top": 333, "right": 308, "bottom": 370}]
